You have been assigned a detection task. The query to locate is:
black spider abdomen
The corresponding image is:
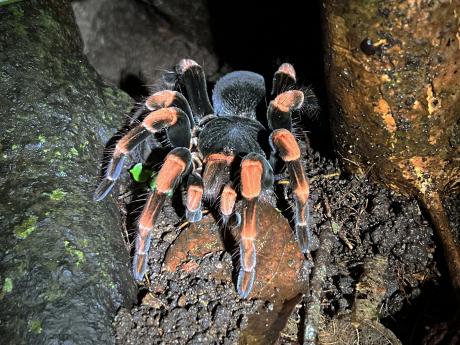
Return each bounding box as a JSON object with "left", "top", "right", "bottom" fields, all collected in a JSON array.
[
  {"left": 212, "top": 71, "right": 265, "bottom": 118},
  {"left": 198, "top": 116, "right": 267, "bottom": 157}
]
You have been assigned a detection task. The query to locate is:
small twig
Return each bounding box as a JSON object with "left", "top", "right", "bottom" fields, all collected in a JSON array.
[
  {"left": 303, "top": 224, "right": 335, "bottom": 344},
  {"left": 310, "top": 171, "right": 341, "bottom": 183},
  {"left": 351, "top": 198, "right": 367, "bottom": 244},
  {"left": 420, "top": 191, "right": 460, "bottom": 299}
]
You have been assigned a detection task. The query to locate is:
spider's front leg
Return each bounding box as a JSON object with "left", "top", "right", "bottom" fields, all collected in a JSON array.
[
  {"left": 238, "top": 153, "right": 274, "bottom": 298},
  {"left": 185, "top": 172, "right": 204, "bottom": 223},
  {"left": 94, "top": 105, "right": 191, "bottom": 201},
  {"left": 133, "top": 147, "right": 192, "bottom": 280}
]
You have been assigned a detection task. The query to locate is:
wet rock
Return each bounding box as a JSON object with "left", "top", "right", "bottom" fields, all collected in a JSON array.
[
  {"left": 139, "top": 0, "right": 213, "bottom": 49},
  {"left": 72, "top": 0, "right": 219, "bottom": 91},
  {"left": 0, "top": 1, "right": 136, "bottom": 343}
]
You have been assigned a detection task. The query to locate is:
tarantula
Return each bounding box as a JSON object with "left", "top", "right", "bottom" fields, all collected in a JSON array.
[{"left": 94, "top": 59, "right": 319, "bottom": 298}]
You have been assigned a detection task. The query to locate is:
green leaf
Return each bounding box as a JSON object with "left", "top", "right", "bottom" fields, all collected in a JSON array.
[{"left": 129, "top": 163, "right": 152, "bottom": 183}]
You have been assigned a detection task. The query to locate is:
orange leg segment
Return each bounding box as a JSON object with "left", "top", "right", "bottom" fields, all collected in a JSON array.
[
  {"left": 132, "top": 147, "right": 191, "bottom": 280},
  {"left": 202, "top": 153, "right": 234, "bottom": 200},
  {"left": 270, "top": 129, "right": 312, "bottom": 253},
  {"left": 94, "top": 107, "right": 191, "bottom": 201},
  {"left": 237, "top": 153, "right": 270, "bottom": 299},
  {"left": 186, "top": 173, "right": 204, "bottom": 223},
  {"left": 220, "top": 183, "right": 237, "bottom": 224},
  {"left": 267, "top": 90, "right": 304, "bottom": 131}
]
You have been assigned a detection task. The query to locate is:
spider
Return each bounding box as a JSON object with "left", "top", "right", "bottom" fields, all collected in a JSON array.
[{"left": 94, "top": 59, "right": 319, "bottom": 298}]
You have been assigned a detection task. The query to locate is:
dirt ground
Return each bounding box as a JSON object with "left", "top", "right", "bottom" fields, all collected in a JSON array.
[{"left": 111, "top": 136, "right": 456, "bottom": 344}]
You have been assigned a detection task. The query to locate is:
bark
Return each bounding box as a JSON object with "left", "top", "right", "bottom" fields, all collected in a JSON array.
[
  {"left": 323, "top": 0, "right": 460, "bottom": 294},
  {"left": 0, "top": 1, "right": 136, "bottom": 343}
]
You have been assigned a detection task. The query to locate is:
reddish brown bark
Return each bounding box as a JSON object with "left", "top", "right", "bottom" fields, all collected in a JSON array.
[{"left": 323, "top": 0, "right": 460, "bottom": 293}]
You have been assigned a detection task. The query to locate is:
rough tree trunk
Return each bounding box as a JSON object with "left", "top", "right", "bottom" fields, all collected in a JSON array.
[
  {"left": 323, "top": 0, "right": 460, "bottom": 293},
  {"left": 0, "top": 1, "right": 136, "bottom": 343}
]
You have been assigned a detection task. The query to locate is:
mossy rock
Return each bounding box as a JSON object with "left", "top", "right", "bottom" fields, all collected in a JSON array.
[{"left": 0, "top": 1, "right": 136, "bottom": 343}]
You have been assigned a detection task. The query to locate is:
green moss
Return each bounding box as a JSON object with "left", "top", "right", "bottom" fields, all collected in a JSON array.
[
  {"left": 50, "top": 188, "right": 66, "bottom": 201},
  {"left": 14, "top": 216, "right": 38, "bottom": 239},
  {"left": 44, "top": 281, "right": 65, "bottom": 303},
  {"left": 331, "top": 221, "right": 340, "bottom": 234},
  {"left": 2, "top": 2, "right": 24, "bottom": 11},
  {"left": 2, "top": 277, "right": 13, "bottom": 294},
  {"left": 38, "top": 10, "right": 59, "bottom": 32},
  {"left": 64, "top": 240, "right": 85, "bottom": 267},
  {"left": 28, "top": 319, "right": 42, "bottom": 334},
  {"left": 38, "top": 134, "right": 46, "bottom": 144},
  {"left": 69, "top": 147, "right": 78, "bottom": 156},
  {"left": 5, "top": 5, "right": 27, "bottom": 36}
]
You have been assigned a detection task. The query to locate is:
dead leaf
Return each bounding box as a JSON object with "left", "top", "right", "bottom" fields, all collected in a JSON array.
[{"left": 163, "top": 201, "right": 308, "bottom": 345}]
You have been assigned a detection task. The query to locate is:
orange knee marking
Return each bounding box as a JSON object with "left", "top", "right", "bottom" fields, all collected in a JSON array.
[
  {"left": 272, "top": 90, "right": 304, "bottom": 113},
  {"left": 115, "top": 140, "right": 129, "bottom": 155},
  {"left": 202, "top": 154, "right": 234, "bottom": 189},
  {"left": 277, "top": 63, "right": 296, "bottom": 80},
  {"left": 115, "top": 129, "right": 141, "bottom": 154},
  {"left": 220, "top": 184, "right": 237, "bottom": 216},
  {"left": 271, "top": 129, "right": 301, "bottom": 161},
  {"left": 241, "top": 159, "right": 263, "bottom": 199},
  {"left": 204, "top": 153, "right": 234, "bottom": 165},
  {"left": 187, "top": 185, "right": 203, "bottom": 211},
  {"left": 156, "top": 154, "right": 187, "bottom": 193},
  {"left": 145, "top": 90, "right": 176, "bottom": 110},
  {"left": 142, "top": 108, "right": 178, "bottom": 132}
]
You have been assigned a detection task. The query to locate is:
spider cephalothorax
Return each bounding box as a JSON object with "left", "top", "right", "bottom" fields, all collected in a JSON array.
[{"left": 94, "top": 59, "right": 319, "bottom": 298}]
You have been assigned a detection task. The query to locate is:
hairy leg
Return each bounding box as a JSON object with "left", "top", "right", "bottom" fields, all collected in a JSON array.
[
  {"left": 133, "top": 147, "right": 192, "bottom": 280},
  {"left": 270, "top": 129, "right": 312, "bottom": 253},
  {"left": 94, "top": 107, "right": 191, "bottom": 201},
  {"left": 237, "top": 153, "right": 273, "bottom": 298}
]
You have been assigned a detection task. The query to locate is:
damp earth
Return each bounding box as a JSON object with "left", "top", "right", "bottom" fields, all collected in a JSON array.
[{"left": 112, "top": 138, "right": 455, "bottom": 344}]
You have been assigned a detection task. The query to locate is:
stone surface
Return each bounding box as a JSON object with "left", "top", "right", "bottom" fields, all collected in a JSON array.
[
  {"left": 0, "top": 1, "right": 136, "bottom": 343},
  {"left": 72, "top": 0, "right": 219, "bottom": 90}
]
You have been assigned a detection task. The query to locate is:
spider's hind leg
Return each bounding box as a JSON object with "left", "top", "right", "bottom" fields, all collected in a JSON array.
[
  {"left": 267, "top": 63, "right": 319, "bottom": 131},
  {"left": 268, "top": 63, "right": 318, "bottom": 253},
  {"left": 270, "top": 129, "right": 312, "bottom": 253},
  {"left": 212, "top": 71, "right": 266, "bottom": 118}
]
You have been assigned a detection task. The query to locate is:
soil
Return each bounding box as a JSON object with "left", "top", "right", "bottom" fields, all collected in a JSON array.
[{"left": 111, "top": 133, "right": 450, "bottom": 344}]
